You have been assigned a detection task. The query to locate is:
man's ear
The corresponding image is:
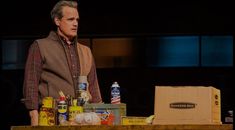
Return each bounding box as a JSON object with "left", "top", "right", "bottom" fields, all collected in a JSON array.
[{"left": 54, "top": 17, "right": 60, "bottom": 26}]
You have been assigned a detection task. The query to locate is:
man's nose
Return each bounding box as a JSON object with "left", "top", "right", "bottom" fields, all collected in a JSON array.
[{"left": 73, "top": 21, "right": 78, "bottom": 26}]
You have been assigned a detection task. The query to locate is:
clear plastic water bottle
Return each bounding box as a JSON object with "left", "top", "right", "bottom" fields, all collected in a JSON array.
[{"left": 111, "top": 81, "right": 121, "bottom": 104}]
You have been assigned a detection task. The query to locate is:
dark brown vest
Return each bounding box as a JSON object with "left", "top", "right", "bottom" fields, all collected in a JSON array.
[{"left": 37, "top": 31, "right": 92, "bottom": 100}]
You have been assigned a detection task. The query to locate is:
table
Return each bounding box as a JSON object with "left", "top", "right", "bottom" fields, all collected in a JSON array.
[{"left": 11, "top": 124, "right": 233, "bottom": 130}]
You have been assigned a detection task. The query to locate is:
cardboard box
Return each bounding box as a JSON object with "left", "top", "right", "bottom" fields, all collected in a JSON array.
[
  {"left": 122, "top": 116, "right": 148, "bottom": 125},
  {"left": 153, "top": 86, "right": 221, "bottom": 124},
  {"left": 83, "top": 103, "right": 126, "bottom": 125}
]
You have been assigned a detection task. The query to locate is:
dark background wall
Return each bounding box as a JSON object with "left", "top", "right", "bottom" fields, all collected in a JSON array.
[
  {"left": 1, "top": 0, "right": 234, "bottom": 130},
  {"left": 1, "top": 0, "right": 234, "bottom": 37}
]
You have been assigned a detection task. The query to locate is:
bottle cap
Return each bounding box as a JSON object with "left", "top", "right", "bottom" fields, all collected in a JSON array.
[{"left": 60, "top": 96, "right": 66, "bottom": 101}]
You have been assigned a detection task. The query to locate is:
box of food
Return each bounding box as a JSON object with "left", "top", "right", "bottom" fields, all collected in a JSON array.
[
  {"left": 153, "top": 86, "right": 221, "bottom": 124},
  {"left": 122, "top": 116, "right": 148, "bottom": 125},
  {"left": 83, "top": 103, "right": 126, "bottom": 125}
]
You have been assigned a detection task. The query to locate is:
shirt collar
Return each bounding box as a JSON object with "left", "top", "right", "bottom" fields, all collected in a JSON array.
[
  {"left": 55, "top": 31, "right": 76, "bottom": 46},
  {"left": 59, "top": 36, "right": 76, "bottom": 46}
]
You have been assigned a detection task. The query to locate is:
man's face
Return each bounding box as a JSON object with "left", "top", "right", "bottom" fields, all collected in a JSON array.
[{"left": 55, "top": 6, "right": 79, "bottom": 40}]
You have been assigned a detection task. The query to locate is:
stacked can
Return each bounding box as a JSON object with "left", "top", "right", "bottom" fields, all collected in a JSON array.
[{"left": 111, "top": 81, "right": 121, "bottom": 104}]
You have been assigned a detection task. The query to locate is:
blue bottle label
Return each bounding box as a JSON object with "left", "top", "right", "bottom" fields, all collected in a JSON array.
[
  {"left": 111, "top": 87, "right": 120, "bottom": 97},
  {"left": 111, "top": 82, "right": 121, "bottom": 104},
  {"left": 78, "top": 83, "right": 87, "bottom": 90}
]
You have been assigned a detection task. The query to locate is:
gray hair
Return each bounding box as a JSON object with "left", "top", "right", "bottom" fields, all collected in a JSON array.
[{"left": 50, "top": 0, "right": 78, "bottom": 21}]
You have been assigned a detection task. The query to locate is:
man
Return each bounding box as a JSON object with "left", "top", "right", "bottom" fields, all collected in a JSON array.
[{"left": 23, "top": 0, "right": 102, "bottom": 126}]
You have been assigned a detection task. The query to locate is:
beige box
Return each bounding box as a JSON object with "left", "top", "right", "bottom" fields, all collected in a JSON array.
[{"left": 153, "top": 86, "right": 221, "bottom": 124}]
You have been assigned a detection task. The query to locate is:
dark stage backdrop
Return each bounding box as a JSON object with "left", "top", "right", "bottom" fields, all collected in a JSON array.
[{"left": 1, "top": 0, "right": 234, "bottom": 37}]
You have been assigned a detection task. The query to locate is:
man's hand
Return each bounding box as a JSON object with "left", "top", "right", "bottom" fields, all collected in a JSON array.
[{"left": 29, "top": 110, "right": 38, "bottom": 126}]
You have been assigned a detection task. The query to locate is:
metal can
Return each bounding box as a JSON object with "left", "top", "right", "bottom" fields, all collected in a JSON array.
[
  {"left": 57, "top": 97, "right": 68, "bottom": 125},
  {"left": 76, "top": 76, "right": 90, "bottom": 105},
  {"left": 111, "top": 81, "right": 121, "bottom": 104},
  {"left": 39, "top": 97, "right": 55, "bottom": 126}
]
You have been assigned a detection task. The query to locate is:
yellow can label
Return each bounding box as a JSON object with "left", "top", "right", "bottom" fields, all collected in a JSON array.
[
  {"left": 39, "top": 108, "right": 55, "bottom": 126},
  {"left": 58, "top": 104, "right": 67, "bottom": 113},
  {"left": 42, "top": 97, "right": 53, "bottom": 108},
  {"left": 69, "top": 106, "right": 83, "bottom": 121}
]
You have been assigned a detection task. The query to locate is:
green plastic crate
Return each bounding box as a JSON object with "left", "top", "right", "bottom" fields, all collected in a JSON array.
[{"left": 83, "top": 103, "right": 126, "bottom": 125}]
